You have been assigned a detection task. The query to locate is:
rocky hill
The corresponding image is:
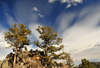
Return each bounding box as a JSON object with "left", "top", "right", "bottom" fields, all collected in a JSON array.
[{"left": 0, "top": 49, "right": 68, "bottom": 68}]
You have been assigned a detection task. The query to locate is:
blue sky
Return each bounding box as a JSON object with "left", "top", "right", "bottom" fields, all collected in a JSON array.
[{"left": 0, "top": 0, "right": 100, "bottom": 65}]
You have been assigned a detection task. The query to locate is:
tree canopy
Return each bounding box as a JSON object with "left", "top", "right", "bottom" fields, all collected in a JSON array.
[
  {"left": 4, "top": 24, "right": 74, "bottom": 68},
  {"left": 4, "top": 23, "right": 31, "bottom": 67},
  {"left": 66, "top": 53, "right": 74, "bottom": 68},
  {"left": 4, "top": 24, "right": 31, "bottom": 50},
  {"left": 33, "top": 26, "right": 72, "bottom": 67}
]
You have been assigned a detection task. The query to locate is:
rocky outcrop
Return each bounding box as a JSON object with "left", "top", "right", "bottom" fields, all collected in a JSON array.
[
  {"left": 1, "top": 49, "right": 68, "bottom": 68},
  {"left": 1, "top": 50, "right": 45, "bottom": 68}
]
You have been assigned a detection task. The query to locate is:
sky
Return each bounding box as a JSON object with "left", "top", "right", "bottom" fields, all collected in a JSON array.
[{"left": 0, "top": 0, "right": 100, "bottom": 65}]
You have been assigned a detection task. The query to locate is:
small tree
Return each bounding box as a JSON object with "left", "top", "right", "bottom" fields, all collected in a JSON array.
[
  {"left": 79, "top": 59, "right": 96, "bottom": 68},
  {"left": 34, "top": 26, "right": 69, "bottom": 67},
  {"left": 4, "top": 24, "right": 31, "bottom": 68},
  {"left": 66, "top": 53, "right": 74, "bottom": 68}
]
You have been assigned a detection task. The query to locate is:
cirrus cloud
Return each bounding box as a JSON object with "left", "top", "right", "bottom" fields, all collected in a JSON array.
[
  {"left": 32, "top": 7, "right": 39, "bottom": 12},
  {"left": 56, "top": 3, "right": 100, "bottom": 62},
  {"left": 48, "top": 0, "right": 83, "bottom": 8}
]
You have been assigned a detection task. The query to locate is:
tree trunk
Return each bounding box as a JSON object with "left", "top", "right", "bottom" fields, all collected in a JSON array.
[
  {"left": 13, "top": 47, "right": 18, "bottom": 68},
  {"left": 21, "top": 48, "right": 23, "bottom": 52},
  {"left": 45, "top": 44, "right": 47, "bottom": 68}
]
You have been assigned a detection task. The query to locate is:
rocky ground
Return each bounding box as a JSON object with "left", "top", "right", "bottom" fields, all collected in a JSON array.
[{"left": 0, "top": 49, "right": 68, "bottom": 68}]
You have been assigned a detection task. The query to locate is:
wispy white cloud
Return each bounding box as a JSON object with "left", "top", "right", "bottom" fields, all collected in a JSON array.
[
  {"left": 0, "top": 31, "right": 9, "bottom": 48},
  {"left": 0, "top": 30, "right": 12, "bottom": 60},
  {"left": 48, "top": 0, "right": 83, "bottom": 8},
  {"left": 5, "top": 13, "right": 17, "bottom": 26},
  {"left": 66, "top": 4, "right": 71, "bottom": 8},
  {"left": 32, "top": 7, "right": 44, "bottom": 18},
  {"left": 28, "top": 23, "right": 43, "bottom": 42},
  {"left": 56, "top": 3, "right": 100, "bottom": 61},
  {"left": 48, "top": 0, "right": 57, "bottom": 3},
  {"left": 32, "top": 7, "right": 39, "bottom": 12},
  {"left": 73, "top": 46, "right": 100, "bottom": 61},
  {"left": 56, "top": 12, "right": 76, "bottom": 33},
  {"left": 73, "top": 3, "right": 77, "bottom": 6},
  {"left": 38, "top": 13, "right": 44, "bottom": 18},
  {"left": 61, "top": 0, "right": 69, "bottom": 3},
  {"left": 61, "top": 0, "right": 83, "bottom": 3}
]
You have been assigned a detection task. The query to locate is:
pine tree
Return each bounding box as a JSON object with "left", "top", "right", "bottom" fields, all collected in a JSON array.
[
  {"left": 4, "top": 24, "right": 31, "bottom": 68},
  {"left": 33, "top": 26, "right": 69, "bottom": 67},
  {"left": 66, "top": 53, "right": 74, "bottom": 68},
  {"left": 79, "top": 59, "right": 96, "bottom": 68}
]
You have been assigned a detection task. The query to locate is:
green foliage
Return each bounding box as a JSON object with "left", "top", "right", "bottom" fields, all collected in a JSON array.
[
  {"left": 34, "top": 26, "right": 63, "bottom": 48},
  {"left": 66, "top": 53, "right": 74, "bottom": 68},
  {"left": 4, "top": 23, "right": 31, "bottom": 51},
  {"left": 51, "top": 52, "right": 68, "bottom": 59},
  {"left": 33, "top": 26, "right": 73, "bottom": 66},
  {"left": 34, "top": 26, "right": 64, "bottom": 54},
  {"left": 79, "top": 59, "right": 96, "bottom": 68},
  {"left": 4, "top": 23, "right": 31, "bottom": 67}
]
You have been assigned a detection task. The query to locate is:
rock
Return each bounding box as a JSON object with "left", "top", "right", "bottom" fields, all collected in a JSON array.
[
  {"left": 31, "top": 63, "right": 38, "bottom": 68},
  {"left": 15, "top": 64, "right": 21, "bottom": 68},
  {"left": 15, "top": 62, "right": 27, "bottom": 68},
  {"left": 1, "top": 50, "right": 67, "bottom": 68},
  {"left": 18, "top": 62, "right": 24, "bottom": 66},
  {"left": 62, "top": 63, "right": 68, "bottom": 68},
  {"left": 1, "top": 60, "right": 10, "bottom": 68},
  {"left": 21, "top": 65, "right": 27, "bottom": 68}
]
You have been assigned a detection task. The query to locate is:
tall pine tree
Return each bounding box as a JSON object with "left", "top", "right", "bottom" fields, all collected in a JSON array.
[
  {"left": 34, "top": 26, "right": 69, "bottom": 67},
  {"left": 4, "top": 24, "right": 31, "bottom": 68}
]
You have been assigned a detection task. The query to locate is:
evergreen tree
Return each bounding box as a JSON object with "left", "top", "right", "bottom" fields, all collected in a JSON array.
[
  {"left": 4, "top": 24, "right": 31, "bottom": 68},
  {"left": 79, "top": 59, "right": 96, "bottom": 68},
  {"left": 66, "top": 53, "right": 74, "bottom": 68},
  {"left": 34, "top": 26, "right": 69, "bottom": 67}
]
